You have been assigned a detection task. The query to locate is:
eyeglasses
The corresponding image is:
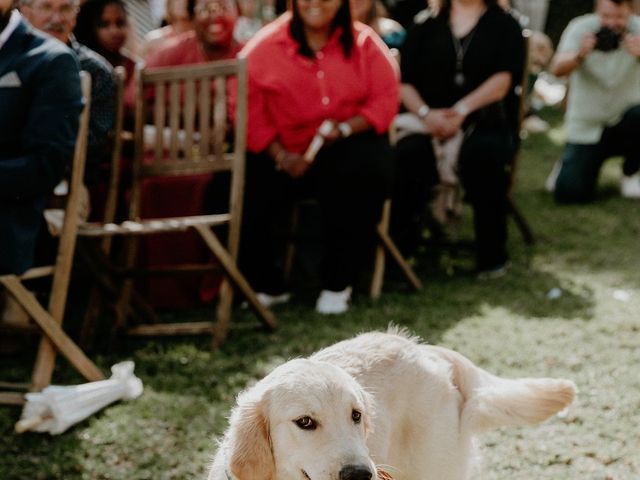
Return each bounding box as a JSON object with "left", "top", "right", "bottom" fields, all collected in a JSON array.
[
  {"left": 194, "top": 1, "right": 235, "bottom": 18},
  {"left": 31, "top": 2, "right": 78, "bottom": 17}
]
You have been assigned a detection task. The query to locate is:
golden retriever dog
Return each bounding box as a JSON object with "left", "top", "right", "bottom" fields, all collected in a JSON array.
[{"left": 208, "top": 328, "right": 576, "bottom": 480}]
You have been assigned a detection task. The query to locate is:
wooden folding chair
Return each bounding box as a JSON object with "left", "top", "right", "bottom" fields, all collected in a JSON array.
[
  {"left": 78, "top": 59, "right": 276, "bottom": 347},
  {"left": 0, "top": 72, "right": 104, "bottom": 405}
]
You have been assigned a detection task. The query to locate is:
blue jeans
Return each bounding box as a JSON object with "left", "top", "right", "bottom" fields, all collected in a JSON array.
[{"left": 555, "top": 105, "right": 640, "bottom": 204}]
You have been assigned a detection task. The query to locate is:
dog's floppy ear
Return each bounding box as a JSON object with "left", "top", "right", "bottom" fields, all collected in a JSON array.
[
  {"left": 227, "top": 390, "right": 275, "bottom": 480},
  {"left": 433, "top": 346, "right": 576, "bottom": 435}
]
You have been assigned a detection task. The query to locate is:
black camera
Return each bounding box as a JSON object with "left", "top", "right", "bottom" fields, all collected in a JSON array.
[{"left": 594, "top": 27, "right": 623, "bottom": 52}]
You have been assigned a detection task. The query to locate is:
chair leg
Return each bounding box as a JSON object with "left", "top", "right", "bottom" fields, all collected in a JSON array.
[
  {"left": 377, "top": 226, "right": 423, "bottom": 292},
  {"left": 0, "top": 276, "right": 104, "bottom": 390},
  {"left": 283, "top": 202, "right": 302, "bottom": 281},
  {"left": 213, "top": 280, "right": 233, "bottom": 348},
  {"left": 79, "top": 241, "right": 159, "bottom": 326},
  {"left": 371, "top": 200, "right": 423, "bottom": 297},
  {"left": 507, "top": 196, "right": 535, "bottom": 245},
  {"left": 194, "top": 225, "right": 276, "bottom": 345},
  {"left": 79, "top": 286, "right": 102, "bottom": 348},
  {"left": 110, "top": 236, "right": 141, "bottom": 338},
  {"left": 370, "top": 200, "right": 391, "bottom": 299}
]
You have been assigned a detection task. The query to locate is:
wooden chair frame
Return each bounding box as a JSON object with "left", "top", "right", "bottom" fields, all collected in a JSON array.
[
  {"left": 370, "top": 199, "right": 423, "bottom": 298},
  {"left": 1, "top": 72, "right": 104, "bottom": 405},
  {"left": 79, "top": 59, "right": 275, "bottom": 347}
]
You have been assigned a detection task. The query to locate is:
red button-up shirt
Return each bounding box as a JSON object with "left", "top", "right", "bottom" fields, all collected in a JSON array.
[{"left": 239, "top": 13, "right": 400, "bottom": 154}]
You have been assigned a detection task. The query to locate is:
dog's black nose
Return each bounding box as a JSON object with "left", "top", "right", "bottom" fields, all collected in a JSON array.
[{"left": 339, "top": 464, "right": 373, "bottom": 480}]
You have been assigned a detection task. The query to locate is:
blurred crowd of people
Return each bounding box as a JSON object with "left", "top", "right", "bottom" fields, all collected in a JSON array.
[{"left": 2, "top": 0, "right": 640, "bottom": 316}]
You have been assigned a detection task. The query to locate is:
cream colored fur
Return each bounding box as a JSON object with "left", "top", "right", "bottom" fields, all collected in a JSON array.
[{"left": 208, "top": 328, "right": 576, "bottom": 480}]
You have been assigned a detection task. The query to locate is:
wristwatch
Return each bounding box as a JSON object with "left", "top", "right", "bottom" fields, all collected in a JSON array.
[
  {"left": 417, "top": 104, "right": 430, "bottom": 119},
  {"left": 338, "top": 122, "right": 353, "bottom": 138},
  {"left": 454, "top": 103, "right": 470, "bottom": 117}
]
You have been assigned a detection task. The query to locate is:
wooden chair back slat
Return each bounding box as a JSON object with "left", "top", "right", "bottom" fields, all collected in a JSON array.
[
  {"left": 198, "top": 78, "right": 211, "bottom": 158},
  {"left": 213, "top": 76, "right": 226, "bottom": 164},
  {"left": 153, "top": 82, "right": 166, "bottom": 162},
  {"left": 168, "top": 81, "right": 180, "bottom": 160},
  {"left": 103, "top": 66, "right": 126, "bottom": 225},
  {"left": 183, "top": 78, "right": 196, "bottom": 161}
]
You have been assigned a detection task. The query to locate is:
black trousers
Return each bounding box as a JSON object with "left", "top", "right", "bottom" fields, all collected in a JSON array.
[
  {"left": 238, "top": 131, "right": 394, "bottom": 294},
  {"left": 391, "top": 127, "right": 514, "bottom": 271}
]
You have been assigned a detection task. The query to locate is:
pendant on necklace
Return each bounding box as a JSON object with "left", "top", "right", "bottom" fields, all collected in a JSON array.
[{"left": 454, "top": 72, "right": 465, "bottom": 87}]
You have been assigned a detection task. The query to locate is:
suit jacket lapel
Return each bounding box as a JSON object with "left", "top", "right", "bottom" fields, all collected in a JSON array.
[{"left": 0, "top": 19, "right": 29, "bottom": 78}]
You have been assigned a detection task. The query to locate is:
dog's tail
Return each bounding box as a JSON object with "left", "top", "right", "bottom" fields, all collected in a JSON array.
[{"left": 432, "top": 346, "right": 576, "bottom": 434}]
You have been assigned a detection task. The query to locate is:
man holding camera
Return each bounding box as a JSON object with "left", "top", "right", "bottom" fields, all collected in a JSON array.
[{"left": 549, "top": 0, "right": 640, "bottom": 203}]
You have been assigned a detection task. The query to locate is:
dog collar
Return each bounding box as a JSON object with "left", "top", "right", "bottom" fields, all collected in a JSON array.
[{"left": 377, "top": 468, "right": 395, "bottom": 480}]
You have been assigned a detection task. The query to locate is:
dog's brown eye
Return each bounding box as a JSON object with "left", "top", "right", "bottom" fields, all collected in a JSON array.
[
  {"left": 295, "top": 416, "right": 317, "bottom": 430},
  {"left": 352, "top": 410, "right": 362, "bottom": 424}
]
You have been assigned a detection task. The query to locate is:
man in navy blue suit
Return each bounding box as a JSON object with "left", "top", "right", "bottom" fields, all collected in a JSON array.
[{"left": 0, "top": 0, "right": 82, "bottom": 274}]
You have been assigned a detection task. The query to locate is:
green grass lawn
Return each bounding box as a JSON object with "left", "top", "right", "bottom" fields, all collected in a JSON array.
[{"left": 1, "top": 108, "right": 639, "bottom": 479}]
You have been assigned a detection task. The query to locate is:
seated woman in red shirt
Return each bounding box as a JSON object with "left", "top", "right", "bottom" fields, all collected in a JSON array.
[{"left": 237, "top": 0, "right": 399, "bottom": 314}]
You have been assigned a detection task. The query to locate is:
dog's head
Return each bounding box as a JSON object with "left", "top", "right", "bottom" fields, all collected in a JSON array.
[{"left": 222, "top": 359, "right": 376, "bottom": 480}]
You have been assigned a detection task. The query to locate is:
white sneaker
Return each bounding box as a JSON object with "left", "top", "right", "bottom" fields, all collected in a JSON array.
[
  {"left": 315, "top": 287, "right": 352, "bottom": 315},
  {"left": 621, "top": 174, "right": 640, "bottom": 199},
  {"left": 255, "top": 292, "right": 291, "bottom": 308},
  {"left": 522, "top": 115, "right": 550, "bottom": 134},
  {"left": 545, "top": 159, "right": 562, "bottom": 192}
]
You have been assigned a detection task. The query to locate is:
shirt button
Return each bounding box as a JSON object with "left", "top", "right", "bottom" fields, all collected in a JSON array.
[
  {"left": 321, "top": 96, "right": 330, "bottom": 105},
  {"left": 316, "top": 51, "right": 324, "bottom": 60},
  {"left": 317, "top": 70, "right": 325, "bottom": 79}
]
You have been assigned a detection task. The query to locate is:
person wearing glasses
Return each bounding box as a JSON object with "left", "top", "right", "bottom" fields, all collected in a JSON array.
[
  {"left": 142, "top": 0, "right": 240, "bottom": 67},
  {"left": 119, "top": 0, "right": 240, "bottom": 310},
  {"left": 20, "top": 0, "right": 115, "bottom": 187},
  {"left": 236, "top": 0, "right": 399, "bottom": 314}
]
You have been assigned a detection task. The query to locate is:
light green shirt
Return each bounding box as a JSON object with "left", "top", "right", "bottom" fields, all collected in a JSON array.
[{"left": 558, "top": 14, "right": 640, "bottom": 144}]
